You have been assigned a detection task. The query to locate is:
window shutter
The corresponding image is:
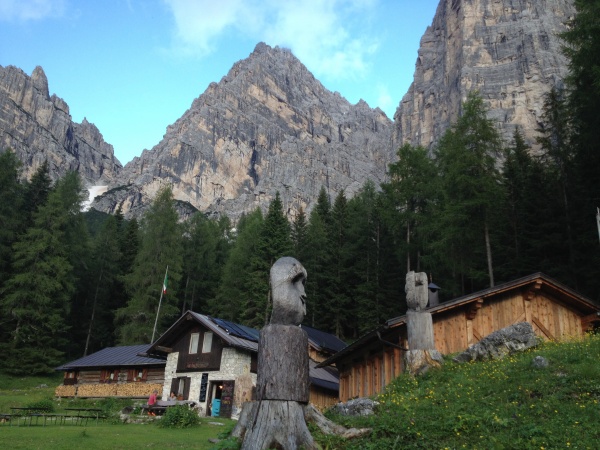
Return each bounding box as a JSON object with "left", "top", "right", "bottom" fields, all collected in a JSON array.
[
  {"left": 127, "top": 369, "right": 135, "bottom": 381},
  {"left": 183, "top": 377, "right": 191, "bottom": 400},
  {"left": 170, "top": 378, "right": 178, "bottom": 396},
  {"left": 142, "top": 369, "right": 148, "bottom": 381}
]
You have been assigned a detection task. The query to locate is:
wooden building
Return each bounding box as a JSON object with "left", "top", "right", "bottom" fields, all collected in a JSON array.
[
  {"left": 144, "top": 311, "right": 346, "bottom": 417},
  {"left": 319, "top": 273, "right": 600, "bottom": 403},
  {"left": 55, "top": 344, "right": 165, "bottom": 398}
]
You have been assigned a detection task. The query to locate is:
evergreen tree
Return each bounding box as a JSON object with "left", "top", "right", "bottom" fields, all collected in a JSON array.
[
  {"left": 346, "top": 182, "right": 384, "bottom": 335},
  {"left": 315, "top": 186, "right": 332, "bottom": 229},
  {"left": 182, "top": 213, "right": 230, "bottom": 314},
  {"left": 0, "top": 149, "right": 23, "bottom": 291},
  {"left": 497, "top": 129, "right": 564, "bottom": 282},
  {"left": 244, "top": 193, "right": 292, "bottom": 327},
  {"left": 82, "top": 214, "right": 122, "bottom": 355},
  {"left": 22, "top": 160, "right": 52, "bottom": 228},
  {"left": 561, "top": 0, "right": 600, "bottom": 206},
  {"left": 328, "top": 190, "right": 352, "bottom": 338},
  {"left": 303, "top": 205, "right": 333, "bottom": 331},
  {"left": 430, "top": 92, "right": 505, "bottom": 294},
  {"left": 536, "top": 88, "right": 578, "bottom": 288},
  {"left": 213, "top": 209, "right": 264, "bottom": 324},
  {"left": 561, "top": 0, "right": 600, "bottom": 299},
  {"left": 380, "top": 143, "right": 437, "bottom": 273},
  {"left": 291, "top": 207, "right": 309, "bottom": 262},
  {"left": 0, "top": 173, "right": 82, "bottom": 374},
  {"left": 115, "top": 186, "right": 184, "bottom": 344}
]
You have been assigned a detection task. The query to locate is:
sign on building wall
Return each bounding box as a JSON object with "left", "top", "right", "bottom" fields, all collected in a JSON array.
[{"left": 199, "top": 373, "right": 208, "bottom": 402}]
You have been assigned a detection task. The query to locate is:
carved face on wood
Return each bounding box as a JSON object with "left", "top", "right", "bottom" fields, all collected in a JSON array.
[
  {"left": 270, "top": 257, "right": 307, "bottom": 325},
  {"left": 406, "top": 271, "right": 429, "bottom": 311}
]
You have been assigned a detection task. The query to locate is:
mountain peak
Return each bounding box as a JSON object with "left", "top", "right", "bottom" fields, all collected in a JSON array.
[
  {"left": 92, "top": 43, "right": 394, "bottom": 220},
  {"left": 31, "top": 65, "right": 49, "bottom": 99}
]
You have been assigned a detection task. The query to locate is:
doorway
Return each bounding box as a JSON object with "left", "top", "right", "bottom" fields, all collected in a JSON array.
[{"left": 207, "top": 381, "right": 223, "bottom": 416}]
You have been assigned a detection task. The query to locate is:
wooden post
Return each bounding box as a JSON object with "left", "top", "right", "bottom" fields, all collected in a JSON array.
[{"left": 257, "top": 325, "right": 309, "bottom": 402}]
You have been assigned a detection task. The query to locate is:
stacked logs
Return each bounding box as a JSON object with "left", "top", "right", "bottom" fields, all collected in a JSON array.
[
  {"left": 55, "top": 385, "right": 77, "bottom": 397},
  {"left": 54, "top": 383, "right": 162, "bottom": 398}
]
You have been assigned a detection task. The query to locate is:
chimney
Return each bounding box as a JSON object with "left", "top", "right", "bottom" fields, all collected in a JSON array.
[{"left": 428, "top": 281, "right": 441, "bottom": 307}]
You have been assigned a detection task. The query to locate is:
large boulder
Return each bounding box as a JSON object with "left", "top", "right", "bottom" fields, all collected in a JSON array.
[
  {"left": 333, "top": 398, "right": 379, "bottom": 417},
  {"left": 453, "top": 322, "right": 538, "bottom": 363}
]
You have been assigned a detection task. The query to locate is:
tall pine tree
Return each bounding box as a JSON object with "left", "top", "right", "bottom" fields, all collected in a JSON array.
[
  {"left": 0, "top": 172, "right": 84, "bottom": 374},
  {"left": 430, "top": 92, "right": 505, "bottom": 294},
  {"left": 116, "top": 185, "right": 184, "bottom": 344}
]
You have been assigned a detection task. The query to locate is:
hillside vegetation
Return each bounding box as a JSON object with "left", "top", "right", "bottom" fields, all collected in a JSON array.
[{"left": 315, "top": 333, "right": 600, "bottom": 449}]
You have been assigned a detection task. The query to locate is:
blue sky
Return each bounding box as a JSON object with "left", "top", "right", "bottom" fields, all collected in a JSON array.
[{"left": 0, "top": 0, "right": 439, "bottom": 165}]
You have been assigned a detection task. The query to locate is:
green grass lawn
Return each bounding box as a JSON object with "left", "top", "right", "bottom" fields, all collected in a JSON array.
[
  {"left": 0, "top": 421, "right": 233, "bottom": 449},
  {"left": 0, "top": 373, "right": 235, "bottom": 449}
]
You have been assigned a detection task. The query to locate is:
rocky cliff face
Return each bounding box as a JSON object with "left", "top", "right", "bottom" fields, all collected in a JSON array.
[
  {"left": 394, "top": 0, "right": 575, "bottom": 150},
  {"left": 0, "top": 65, "right": 122, "bottom": 183},
  {"left": 93, "top": 43, "right": 393, "bottom": 220}
]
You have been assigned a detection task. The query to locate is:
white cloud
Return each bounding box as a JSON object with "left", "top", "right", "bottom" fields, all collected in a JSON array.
[
  {"left": 377, "top": 84, "right": 393, "bottom": 114},
  {"left": 162, "top": 0, "right": 379, "bottom": 80},
  {"left": 0, "top": 0, "right": 66, "bottom": 21}
]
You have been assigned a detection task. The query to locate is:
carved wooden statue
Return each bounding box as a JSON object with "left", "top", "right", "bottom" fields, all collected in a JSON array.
[
  {"left": 235, "top": 257, "right": 316, "bottom": 449},
  {"left": 404, "top": 271, "right": 443, "bottom": 375},
  {"left": 231, "top": 257, "right": 369, "bottom": 448},
  {"left": 269, "top": 256, "right": 307, "bottom": 326}
]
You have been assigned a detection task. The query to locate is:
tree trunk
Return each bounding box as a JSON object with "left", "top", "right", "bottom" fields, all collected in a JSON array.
[
  {"left": 484, "top": 220, "right": 494, "bottom": 287},
  {"left": 257, "top": 325, "right": 309, "bottom": 402}
]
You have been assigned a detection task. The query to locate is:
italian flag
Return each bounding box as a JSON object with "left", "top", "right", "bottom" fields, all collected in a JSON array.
[{"left": 162, "top": 273, "right": 168, "bottom": 294}]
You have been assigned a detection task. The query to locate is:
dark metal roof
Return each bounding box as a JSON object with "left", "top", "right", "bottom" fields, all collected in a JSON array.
[
  {"left": 301, "top": 324, "right": 347, "bottom": 353},
  {"left": 56, "top": 344, "right": 165, "bottom": 371}
]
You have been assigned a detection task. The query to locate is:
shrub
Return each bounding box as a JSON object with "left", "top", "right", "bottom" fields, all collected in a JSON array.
[
  {"left": 25, "top": 398, "right": 55, "bottom": 413},
  {"left": 158, "top": 405, "right": 200, "bottom": 428}
]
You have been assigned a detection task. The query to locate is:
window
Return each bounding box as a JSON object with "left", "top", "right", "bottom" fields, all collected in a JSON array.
[
  {"left": 202, "top": 331, "right": 213, "bottom": 353},
  {"left": 189, "top": 333, "right": 200, "bottom": 354}
]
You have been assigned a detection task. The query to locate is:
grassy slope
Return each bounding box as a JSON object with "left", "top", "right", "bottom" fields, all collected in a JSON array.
[{"left": 315, "top": 333, "right": 600, "bottom": 449}]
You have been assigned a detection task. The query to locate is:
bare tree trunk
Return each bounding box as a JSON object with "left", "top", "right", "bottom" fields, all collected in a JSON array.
[
  {"left": 84, "top": 268, "right": 103, "bottom": 356},
  {"left": 484, "top": 220, "right": 494, "bottom": 287},
  {"left": 181, "top": 275, "right": 190, "bottom": 315}
]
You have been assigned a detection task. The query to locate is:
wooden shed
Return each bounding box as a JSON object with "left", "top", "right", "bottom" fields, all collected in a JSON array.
[
  {"left": 319, "top": 273, "right": 600, "bottom": 403},
  {"left": 55, "top": 344, "right": 165, "bottom": 398}
]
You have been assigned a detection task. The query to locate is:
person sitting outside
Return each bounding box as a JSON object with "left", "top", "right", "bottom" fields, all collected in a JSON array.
[
  {"left": 147, "top": 390, "right": 158, "bottom": 415},
  {"left": 169, "top": 391, "right": 177, "bottom": 402}
]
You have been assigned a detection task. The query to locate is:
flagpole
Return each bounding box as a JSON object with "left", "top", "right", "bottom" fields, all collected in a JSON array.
[{"left": 151, "top": 265, "right": 168, "bottom": 343}]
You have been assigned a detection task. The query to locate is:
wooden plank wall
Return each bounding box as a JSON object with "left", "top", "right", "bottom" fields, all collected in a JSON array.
[
  {"left": 336, "top": 288, "right": 590, "bottom": 402},
  {"left": 530, "top": 294, "right": 583, "bottom": 339},
  {"left": 338, "top": 346, "right": 404, "bottom": 402},
  {"left": 309, "top": 386, "right": 338, "bottom": 411}
]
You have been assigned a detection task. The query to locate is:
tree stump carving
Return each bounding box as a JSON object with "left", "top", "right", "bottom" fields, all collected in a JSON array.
[{"left": 231, "top": 257, "right": 370, "bottom": 448}]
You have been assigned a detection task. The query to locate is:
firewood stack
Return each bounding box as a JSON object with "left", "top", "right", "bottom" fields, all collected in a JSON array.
[{"left": 54, "top": 383, "right": 163, "bottom": 398}]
